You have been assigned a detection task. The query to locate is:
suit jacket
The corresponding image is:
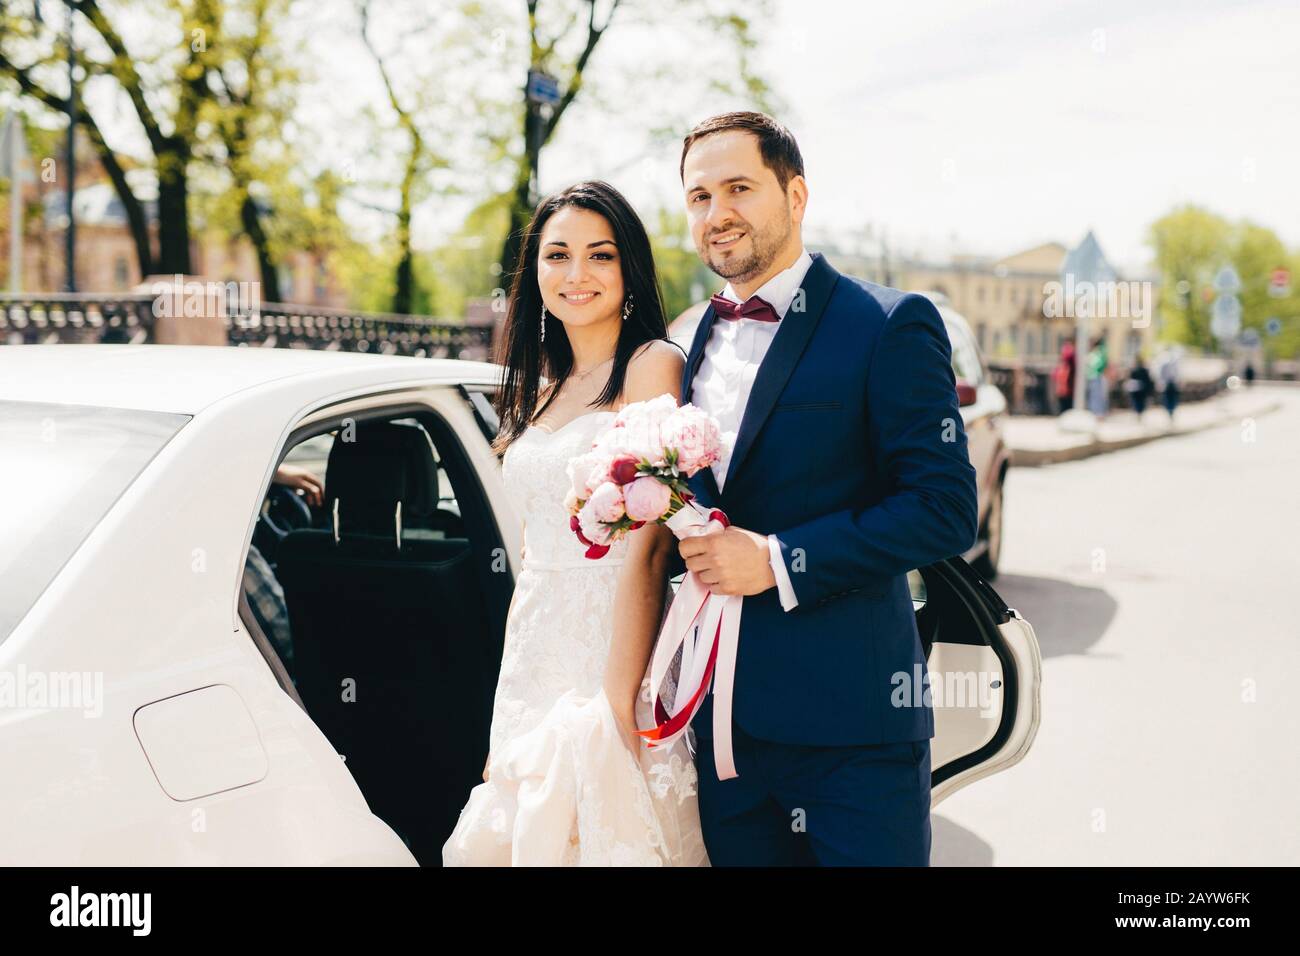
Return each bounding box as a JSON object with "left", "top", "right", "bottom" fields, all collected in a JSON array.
[{"left": 668, "top": 252, "right": 979, "bottom": 746}]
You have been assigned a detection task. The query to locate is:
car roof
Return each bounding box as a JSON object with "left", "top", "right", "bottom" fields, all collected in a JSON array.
[{"left": 0, "top": 345, "right": 503, "bottom": 414}]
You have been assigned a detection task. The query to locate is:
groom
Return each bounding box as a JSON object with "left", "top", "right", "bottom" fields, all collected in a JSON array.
[{"left": 668, "top": 112, "right": 979, "bottom": 866}]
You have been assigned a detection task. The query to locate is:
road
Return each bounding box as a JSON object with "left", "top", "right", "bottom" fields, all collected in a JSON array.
[{"left": 934, "top": 385, "right": 1300, "bottom": 865}]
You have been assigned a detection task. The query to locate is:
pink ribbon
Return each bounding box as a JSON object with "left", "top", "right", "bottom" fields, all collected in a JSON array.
[{"left": 635, "top": 502, "right": 743, "bottom": 780}]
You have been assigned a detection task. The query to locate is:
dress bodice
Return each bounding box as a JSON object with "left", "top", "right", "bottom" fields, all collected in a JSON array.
[{"left": 502, "top": 410, "right": 630, "bottom": 568}]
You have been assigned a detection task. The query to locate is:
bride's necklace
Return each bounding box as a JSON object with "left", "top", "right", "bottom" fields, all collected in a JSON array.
[{"left": 571, "top": 355, "right": 614, "bottom": 380}]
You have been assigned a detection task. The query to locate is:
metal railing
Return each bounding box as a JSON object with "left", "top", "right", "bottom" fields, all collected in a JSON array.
[
  {"left": 0, "top": 292, "right": 155, "bottom": 344},
  {"left": 0, "top": 292, "right": 494, "bottom": 360}
]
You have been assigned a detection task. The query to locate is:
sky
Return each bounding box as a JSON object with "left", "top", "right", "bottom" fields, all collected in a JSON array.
[
  {"left": 16, "top": 0, "right": 1300, "bottom": 277},
  {"left": 528, "top": 0, "right": 1300, "bottom": 275}
]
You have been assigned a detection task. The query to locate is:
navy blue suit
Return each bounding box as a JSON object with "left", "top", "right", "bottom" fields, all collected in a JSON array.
[{"left": 671, "top": 252, "right": 979, "bottom": 866}]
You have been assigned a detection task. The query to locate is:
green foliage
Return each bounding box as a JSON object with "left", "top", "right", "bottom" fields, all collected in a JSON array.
[
  {"left": 648, "top": 207, "right": 715, "bottom": 323},
  {"left": 1147, "top": 204, "right": 1300, "bottom": 359}
]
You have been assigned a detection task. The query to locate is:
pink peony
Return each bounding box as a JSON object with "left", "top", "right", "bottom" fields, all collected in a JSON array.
[
  {"left": 587, "top": 481, "right": 625, "bottom": 522},
  {"left": 568, "top": 449, "right": 622, "bottom": 500},
  {"left": 661, "top": 406, "right": 721, "bottom": 476},
  {"left": 608, "top": 393, "right": 680, "bottom": 464},
  {"left": 623, "top": 476, "right": 672, "bottom": 522},
  {"left": 577, "top": 496, "right": 615, "bottom": 546}
]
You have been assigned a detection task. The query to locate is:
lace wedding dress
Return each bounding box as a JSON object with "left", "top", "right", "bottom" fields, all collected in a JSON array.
[{"left": 442, "top": 409, "right": 709, "bottom": 866}]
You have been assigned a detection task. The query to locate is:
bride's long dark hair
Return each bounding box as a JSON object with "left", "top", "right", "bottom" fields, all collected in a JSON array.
[{"left": 491, "top": 181, "right": 671, "bottom": 455}]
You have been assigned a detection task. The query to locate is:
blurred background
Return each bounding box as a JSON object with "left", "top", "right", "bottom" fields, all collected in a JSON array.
[{"left": 2, "top": 0, "right": 1297, "bottom": 865}]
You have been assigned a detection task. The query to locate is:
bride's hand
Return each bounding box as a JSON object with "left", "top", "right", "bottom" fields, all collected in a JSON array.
[{"left": 610, "top": 704, "right": 642, "bottom": 758}]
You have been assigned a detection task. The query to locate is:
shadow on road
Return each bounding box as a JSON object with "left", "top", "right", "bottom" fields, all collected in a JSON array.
[
  {"left": 990, "top": 572, "right": 1118, "bottom": 658},
  {"left": 931, "top": 815, "right": 995, "bottom": 866}
]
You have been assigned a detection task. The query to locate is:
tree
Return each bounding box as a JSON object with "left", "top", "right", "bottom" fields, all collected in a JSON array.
[
  {"left": 356, "top": 0, "right": 443, "bottom": 315},
  {"left": 1147, "top": 205, "right": 1230, "bottom": 351},
  {"left": 1148, "top": 204, "right": 1300, "bottom": 360},
  {"left": 203, "top": 0, "right": 298, "bottom": 302},
  {"left": 0, "top": 0, "right": 226, "bottom": 276},
  {"left": 647, "top": 206, "right": 714, "bottom": 320},
  {"left": 494, "top": 0, "right": 775, "bottom": 281}
]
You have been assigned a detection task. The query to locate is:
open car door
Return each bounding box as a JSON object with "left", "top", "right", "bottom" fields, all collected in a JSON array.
[{"left": 911, "top": 557, "right": 1042, "bottom": 806}]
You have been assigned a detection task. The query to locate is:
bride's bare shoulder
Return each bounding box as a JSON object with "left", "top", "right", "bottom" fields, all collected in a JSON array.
[
  {"left": 630, "top": 340, "right": 687, "bottom": 380},
  {"left": 630, "top": 338, "right": 687, "bottom": 364},
  {"left": 624, "top": 339, "right": 686, "bottom": 404}
]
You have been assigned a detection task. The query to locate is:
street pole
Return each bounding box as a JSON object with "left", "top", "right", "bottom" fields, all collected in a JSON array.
[
  {"left": 525, "top": 101, "right": 541, "bottom": 208},
  {"left": 524, "top": 69, "right": 559, "bottom": 209},
  {"left": 9, "top": 134, "right": 19, "bottom": 292},
  {"left": 64, "top": 0, "right": 77, "bottom": 293},
  {"left": 3, "top": 111, "right": 24, "bottom": 292},
  {"left": 1073, "top": 297, "right": 1089, "bottom": 414}
]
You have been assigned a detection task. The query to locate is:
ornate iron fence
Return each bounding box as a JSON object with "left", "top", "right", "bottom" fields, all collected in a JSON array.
[
  {"left": 0, "top": 293, "right": 155, "bottom": 344},
  {"left": 0, "top": 293, "right": 494, "bottom": 360}
]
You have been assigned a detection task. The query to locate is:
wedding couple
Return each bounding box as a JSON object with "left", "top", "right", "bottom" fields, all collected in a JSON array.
[{"left": 442, "top": 111, "right": 980, "bottom": 866}]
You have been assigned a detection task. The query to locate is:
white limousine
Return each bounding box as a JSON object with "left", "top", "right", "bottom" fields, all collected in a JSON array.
[{"left": 0, "top": 346, "right": 1041, "bottom": 865}]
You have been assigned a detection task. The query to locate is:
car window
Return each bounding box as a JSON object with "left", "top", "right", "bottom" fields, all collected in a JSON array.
[
  {"left": 0, "top": 401, "right": 190, "bottom": 643},
  {"left": 460, "top": 386, "right": 500, "bottom": 445},
  {"left": 945, "top": 319, "right": 983, "bottom": 386},
  {"left": 278, "top": 418, "right": 460, "bottom": 523}
]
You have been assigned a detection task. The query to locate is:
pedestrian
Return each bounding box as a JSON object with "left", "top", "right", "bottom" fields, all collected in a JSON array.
[
  {"left": 1086, "top": 334, "right": 1109, "bottom": 417},
  {"left": 1054, "top": 339, "right": 1077, "bottom": 414},
  {"left": 1125, "top": 354, "right": 1154, "bottom": 416},
  {"left": 1156, "top": 346, "right": 1181, "bottom": 421}
]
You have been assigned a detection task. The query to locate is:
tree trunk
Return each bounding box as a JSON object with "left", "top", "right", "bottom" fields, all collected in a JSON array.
[
  {"left": 155, "top": 142, "right": 192, "bottom": 275},
  {"left": 391, "top": 145, "right": 419, "bottom": 314},
  {"left": 499, "top": 171, "right": 532, "bottom": 286},
  {"left": 240, "top": 193, "right": 281, "bottom": 302},
  {"left": 82, "top": 124, "right": 154, "bottom": 279}
]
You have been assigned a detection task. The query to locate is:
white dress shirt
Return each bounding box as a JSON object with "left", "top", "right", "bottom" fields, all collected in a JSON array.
[{"left": 690, "top": 247, "right": 813, "bottom": 612}]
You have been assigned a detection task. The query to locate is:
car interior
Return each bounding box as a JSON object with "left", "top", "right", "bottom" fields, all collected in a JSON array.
[{"left": 240, "top": 404, "right": 511, "bottom": 865}]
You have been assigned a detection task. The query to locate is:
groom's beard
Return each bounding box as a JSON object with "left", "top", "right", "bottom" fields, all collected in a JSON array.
[{"left": 700, "top": 211, "right": 793, "bottom": 286}]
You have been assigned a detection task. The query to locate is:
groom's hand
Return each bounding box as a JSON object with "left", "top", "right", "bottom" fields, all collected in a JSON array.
[{"left": 679, "top": 526, "right": 776, "bottom": 596}]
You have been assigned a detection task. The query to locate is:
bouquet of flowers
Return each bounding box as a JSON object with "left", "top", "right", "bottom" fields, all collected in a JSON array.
[
  {"left": 564, "top": 394, "right": 723, "bottom": 559},
  {"left": 562, "top": 394, "right": 745, "bottom": 781}
]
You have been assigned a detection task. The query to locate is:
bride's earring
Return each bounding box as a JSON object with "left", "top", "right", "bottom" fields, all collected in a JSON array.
[
  {"left": 622, "top": 293, "right": 633, "bottom": 322},
  {"left": 540, "top": 304, "right": 546, "bottom": 344}
]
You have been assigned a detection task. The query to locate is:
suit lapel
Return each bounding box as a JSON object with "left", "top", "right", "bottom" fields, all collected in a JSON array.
[
  {"left": 721, "top": 252, "right": 840, "bottom": 491},
  {"left": 680, "top": 300, "right": 717, "bottom": 402},
  {"left": 681, "top": 301, "right": 722, "bottom": 506}
]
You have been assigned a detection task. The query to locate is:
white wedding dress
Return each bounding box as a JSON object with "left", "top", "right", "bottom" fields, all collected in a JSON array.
[{"left": 442, "top": 410, "right": 709, "bottom": 866}]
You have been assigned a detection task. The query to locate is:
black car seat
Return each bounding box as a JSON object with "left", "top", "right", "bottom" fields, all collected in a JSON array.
[{"left": 275, "top": 420, "right": 492, "bottom": 864}]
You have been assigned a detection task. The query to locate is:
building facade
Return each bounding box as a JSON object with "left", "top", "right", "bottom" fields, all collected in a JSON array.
[{"left": 825, "top": 238, "right": 1159, "bottom": 365}]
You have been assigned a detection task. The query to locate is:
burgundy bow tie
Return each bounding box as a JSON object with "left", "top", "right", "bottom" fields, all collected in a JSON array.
[{"left": 710, "top": 293, "right": 780, "bottom": 323}]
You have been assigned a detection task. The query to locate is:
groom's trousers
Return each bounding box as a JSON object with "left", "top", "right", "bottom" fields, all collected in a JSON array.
[{"left": 693, "top": 722, "right": 932, "bottom": 866}]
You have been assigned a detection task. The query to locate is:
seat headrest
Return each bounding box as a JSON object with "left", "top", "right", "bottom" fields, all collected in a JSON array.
[{"left": 325, "top": 421, "right": 438, "bottom": 536}]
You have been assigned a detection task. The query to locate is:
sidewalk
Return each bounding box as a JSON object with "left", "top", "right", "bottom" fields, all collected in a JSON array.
[{"left": 1004, "top": 386, "right": 1284, "bottom": 466}]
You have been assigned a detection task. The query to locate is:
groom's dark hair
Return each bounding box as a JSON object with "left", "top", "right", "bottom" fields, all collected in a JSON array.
[{"left": 680, "top": 111, "right": 804, "bottom": 192}]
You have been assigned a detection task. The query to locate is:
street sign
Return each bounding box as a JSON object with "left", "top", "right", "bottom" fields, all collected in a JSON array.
[
  {"left": 526, "top": 70, "right": 561, "bottom": 106},
  {"left": 1269, "top": 268, "right": 1290, "bottom": 298},
  {"left": 1211, "top": 265, "right": 1242, "bottom": 342},
  {"left": 1239, "top": 328, "right": 1261, "bottom": 347},
  {"left": 1211, "top": 294, "right": 1241, "bottom": 341},
  {"left": 1212, "top": 295, "right": 1241, "bottom": 321},
  {"left": 1266, "top": 317, "right": 1282, "bottom": 336},
  {"left": 1213, "top": 265, "right": 1240, "bottom": 294}
]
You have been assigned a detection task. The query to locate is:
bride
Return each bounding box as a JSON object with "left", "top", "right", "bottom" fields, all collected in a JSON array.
[{"left": 442, "top": 181, "right": 709, "bottom": 866}]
